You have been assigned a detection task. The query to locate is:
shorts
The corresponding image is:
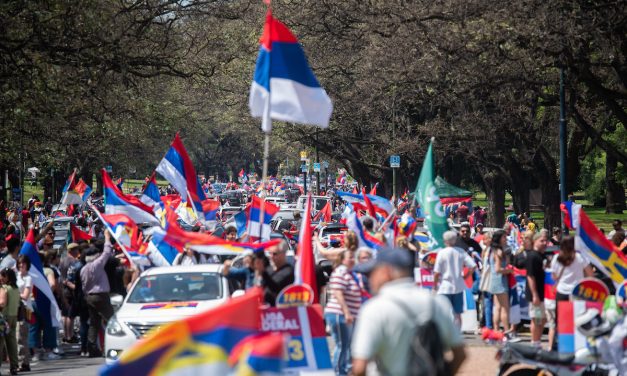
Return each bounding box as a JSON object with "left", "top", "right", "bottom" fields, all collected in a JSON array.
[
  {"left": 442, "top": 292, "right": 464, "bottom": 314},
  {"left": 545, "top": 307, "right": 556, "bottom": 329},
  {"left": 529, "top": 303, "right": 546, "bottom": 323}
]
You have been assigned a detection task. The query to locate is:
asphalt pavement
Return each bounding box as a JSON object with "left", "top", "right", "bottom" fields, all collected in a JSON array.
[
  {"left": 0, "top": 343, "right": 102, "bottom": 376},
  {"left": 0, "top": 330, "right": 539, "bottom": 375}
]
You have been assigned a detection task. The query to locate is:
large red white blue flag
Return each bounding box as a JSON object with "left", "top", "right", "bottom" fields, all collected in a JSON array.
[
  {"left": 102, "top": 169, "right": 160, "bottom": 225},
  {"left": 561, "top": 201, "right": 627, "bottom": 285},
  {"left": 249, "top": 10, "right": 332, "bottom": 132},
  {"left": 156, "top": 133, "right": 215, "bottom": 226},
  {"left": 60, "top": 171, "right": 92, "bottom": 205},
  {"left": 19, "top": 230, "right": 62, "bottom": 327}
]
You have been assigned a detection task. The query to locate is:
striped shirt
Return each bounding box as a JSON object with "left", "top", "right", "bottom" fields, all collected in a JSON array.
[{"left": 325, "top": 265, "right": 362, "bottom": 316}]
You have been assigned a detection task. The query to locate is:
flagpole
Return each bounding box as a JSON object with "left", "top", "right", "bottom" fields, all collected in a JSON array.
[
  {"left": 186, "top": 188, "right": 201, "bottom": 225},
  {"left": 377, "top": 208, "right": 397, "bottom": 232},
  {"left": 86, "top": 201, "right": 136, "bottom": 267}
]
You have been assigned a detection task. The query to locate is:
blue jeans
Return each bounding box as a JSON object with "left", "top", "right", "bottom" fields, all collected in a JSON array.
[
  {"left": 484, "top": 292, "right": 494, "bottom": 329},
  {"left": 325, "top": 313, "right": 353, "bottom": 375},
  {"left": 28, "top": 309, "right": 57, "bottom": 349}
]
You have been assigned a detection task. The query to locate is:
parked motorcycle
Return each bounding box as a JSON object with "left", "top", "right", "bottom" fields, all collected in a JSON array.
[{"left": 496, "top": 309, "right": 626, "bottom": 376}]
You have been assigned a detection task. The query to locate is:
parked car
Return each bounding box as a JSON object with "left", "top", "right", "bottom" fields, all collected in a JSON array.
[
  {"left": 318, "top": 223, "right": 348, "bottom": 248},
  {"left": 296, "top": 195, "right": 331, "bottom": 212},
  {"left": 104, "top": 264, "right": 232, "bottom": 363}
]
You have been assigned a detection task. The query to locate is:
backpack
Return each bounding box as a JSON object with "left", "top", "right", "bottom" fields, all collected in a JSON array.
[{"left": 388, "top": 298, "right": 451, "bottom": 376}]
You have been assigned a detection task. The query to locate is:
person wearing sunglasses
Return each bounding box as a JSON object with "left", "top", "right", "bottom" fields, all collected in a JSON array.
[{"left": 255, "top": 241, "right": 294, "bottom": 306}]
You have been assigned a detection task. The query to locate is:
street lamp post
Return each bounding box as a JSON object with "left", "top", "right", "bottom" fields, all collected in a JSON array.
[
  {"left": 301, "top": 163, "right": 308, "bottom": 195},
  {"left": 559, "top": 68, "right": 568, "bottom": 234}
]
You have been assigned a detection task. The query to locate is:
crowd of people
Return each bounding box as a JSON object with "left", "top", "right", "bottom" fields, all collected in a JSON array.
[{"left": 0, "top": 187, "right": 624, "bottom": 376}]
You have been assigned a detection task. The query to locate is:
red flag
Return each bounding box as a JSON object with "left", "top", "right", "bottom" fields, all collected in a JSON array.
[
  {"left": 70, "top": 223, "right": 93, "bottom": 242},
  {"left": 362, "top": 188, "right": 377, "bottom": 218},
  {"left": 296, "top": 194, "right": 318, "bottom": 304},
  {"left": 238, "top": 169, "right": 245, "bottom": 178},
  {"left": 313, "top": 200, "right": 332, "bottom": 222},
  {"left": 370, "top": 182, "right": 378, "bottom": 195}
]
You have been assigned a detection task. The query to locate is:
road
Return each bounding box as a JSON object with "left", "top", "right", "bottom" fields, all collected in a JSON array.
[
  {"left": 0, "top": 333, "right": 513, "bottom": 375},
  {"left": 0, "top": 343, "right": 102, "bottom": 376}
]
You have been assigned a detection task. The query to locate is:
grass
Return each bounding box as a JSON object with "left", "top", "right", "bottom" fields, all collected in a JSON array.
[{"left": 471, "top": 191, "right": 619, "bottom": 231}]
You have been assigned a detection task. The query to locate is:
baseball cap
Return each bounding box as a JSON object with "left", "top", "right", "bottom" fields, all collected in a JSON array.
[
  {"left": 353, "top": 247, "right": 413, "bottom": 275},
  {"left": 67, "top": 243, "right": 79, "bottom": 251}
]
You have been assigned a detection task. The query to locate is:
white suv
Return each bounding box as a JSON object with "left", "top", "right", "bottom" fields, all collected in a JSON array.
[{"left": 104, "top": 264, "right": 231, "bottom": 363}]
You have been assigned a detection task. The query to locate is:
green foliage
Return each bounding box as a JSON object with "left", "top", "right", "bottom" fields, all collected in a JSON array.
[{"left": 580, "top": 151, "right": 607, "bottom": 207}]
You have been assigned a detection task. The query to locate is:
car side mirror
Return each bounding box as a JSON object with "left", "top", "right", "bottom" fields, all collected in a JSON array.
[{"left": 110, "top": 294, "right": 124, "bottom": 310}]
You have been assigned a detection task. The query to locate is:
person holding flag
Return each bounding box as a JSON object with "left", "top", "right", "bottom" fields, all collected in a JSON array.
[{"left": 80, "top": 231, "right": 115, "bottom": 357}]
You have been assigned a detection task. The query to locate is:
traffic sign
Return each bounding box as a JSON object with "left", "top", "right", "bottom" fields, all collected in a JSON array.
[
  {"left": 313, "top": 163, "right": 321, "bottom": 172},
  {"left": 105, "top": 165, "right": 113, "bottom": 173},
  {"left": 300, "top": 151, "right": 308, "bottom": 161},
  {"left": 301, "top": 164, "right": 308, "bottom": 173},
  {"left": 390, "top": 155, "right": 400, "bottom": 168},
  {"left": 322, "top": 160, "right": 329, "bottom": 169}
]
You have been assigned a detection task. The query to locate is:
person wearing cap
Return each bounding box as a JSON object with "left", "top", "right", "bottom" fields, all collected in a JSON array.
[
  {"left": 351, "top": 247, "right": 466, "bottom": 376},
  {"left": 433, "top": 231, "right": 477, "bottom": 329}
]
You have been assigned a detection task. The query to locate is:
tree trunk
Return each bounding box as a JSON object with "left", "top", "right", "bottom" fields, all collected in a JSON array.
[
  {"left": 482, "top": 171, "right": 506, "bottom": 228},
  {"left": 509, "top": 163, "right": 531, "bottom": 215},
  {"left": 566, "top": 127, "right": 587, "bottom": 193},
  {"left": 534, "top": 148, "right": 562, "bottom": 230},
  {"left": 605, "top": 153, "right": 625, "bottom": 214}
]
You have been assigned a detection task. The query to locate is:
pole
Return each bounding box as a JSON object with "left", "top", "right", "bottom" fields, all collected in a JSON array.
[
  {"left": 315, "top": 132, "right": 320, "bottom": 195},
  {"left": 257, "top": 131, "right": 271, "bottom": 241},
  {"left": 87, "top": 201, "right": 136, "bottom": 267},
  {"left": 392, "top": 168, "right": 397, "bottom": 205},
  {"left": 303, "top": 168, "right": 308, "bottom": 195},
  {"left": 559, "top": 68, "right": 568, "bottom": 234}
]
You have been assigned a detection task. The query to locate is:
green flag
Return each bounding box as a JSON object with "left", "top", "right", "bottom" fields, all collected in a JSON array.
[{"left": 414, "top": 138, "right": 449, "bottom": 249}]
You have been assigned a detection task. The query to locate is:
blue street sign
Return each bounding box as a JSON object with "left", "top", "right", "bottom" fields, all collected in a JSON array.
[
  {"left": 390, "top": 155, "right": 400, "bottom": 168},
  {"left": 313, "top": 163, "right": 321, "bottom": 172}
]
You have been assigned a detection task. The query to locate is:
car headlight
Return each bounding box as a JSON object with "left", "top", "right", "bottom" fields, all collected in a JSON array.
[{"left": 106, "top": 316, "right": 125, "bottom": 337}]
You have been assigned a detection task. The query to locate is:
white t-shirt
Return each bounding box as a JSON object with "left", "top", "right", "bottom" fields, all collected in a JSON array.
[
  {"left": 17, "top": 273, "right": 33, "bottom": 310},
  {"left": 551, "top": 253, "right": 589, "bottom": 295},
  {"left": 352, "top": 279, "right": 462, "bottom": 375},
  {"left": 433, "top": 246, "right": 476, "bottom": 294},
  {"left": 0, "top": 254, "right": 16, "bottom": 270}
]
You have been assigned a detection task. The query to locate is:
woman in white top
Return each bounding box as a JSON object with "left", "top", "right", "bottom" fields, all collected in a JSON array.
[
  {"left": 551, "top": 236, "right": 594, "bottom": 301},
  {"left": 551, "top": 235, "right": 594, "bottom": 351},
  {"left": 16, "top": 255, "right": 32, "bottom": 371},
  {"left": 173, "top": 247, "right": 207, "bottom": 266}
]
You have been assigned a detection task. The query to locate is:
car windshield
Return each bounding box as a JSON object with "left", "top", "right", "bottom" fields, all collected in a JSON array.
[
  {"left": 314, "top": 200, "right": 328, "bottom": 211},
  {"left": 127, "top": 272, "right": 222, "bottom": 303}
]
